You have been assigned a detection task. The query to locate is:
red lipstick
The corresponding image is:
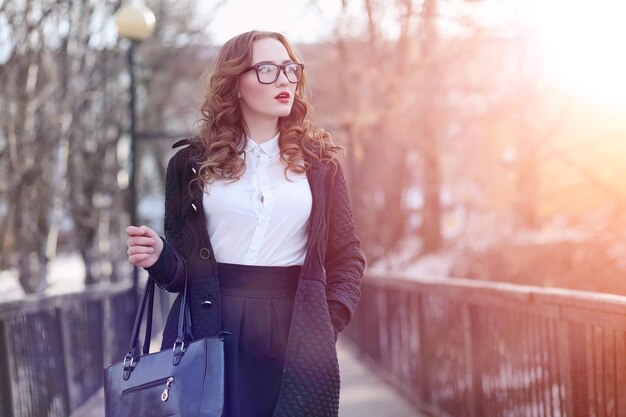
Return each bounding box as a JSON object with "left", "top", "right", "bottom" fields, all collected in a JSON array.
[{"left": 275, "top": 91, "right": 291, "bottom": 103}]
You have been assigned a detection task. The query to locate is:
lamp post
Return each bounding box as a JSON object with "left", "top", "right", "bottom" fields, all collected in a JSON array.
[{"left": 114, "top": 2, "right": 156, "bottom": 301}]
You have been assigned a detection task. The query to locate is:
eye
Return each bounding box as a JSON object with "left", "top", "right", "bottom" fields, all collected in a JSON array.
[
  {"left": 285, "top": 64, "right": 299, "bottom": 73},
  {"left": 257, "top": 64, "right": 276, "bottom": 74}
]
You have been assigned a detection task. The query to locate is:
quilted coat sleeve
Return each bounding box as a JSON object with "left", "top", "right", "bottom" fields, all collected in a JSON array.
[
  {"left": 324, "top": 160, "right": 367, "bottom": 336},
  {"left": 144, "top": 152, "right": 187, "bottom": 293}
]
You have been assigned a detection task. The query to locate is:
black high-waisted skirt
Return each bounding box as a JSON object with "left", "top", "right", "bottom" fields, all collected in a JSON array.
[{"left": 217, "top": 262, "right": 300, "bottom": 417}]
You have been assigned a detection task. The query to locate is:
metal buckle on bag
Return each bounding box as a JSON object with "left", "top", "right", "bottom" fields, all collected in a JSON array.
[
  {"left": 122, "top": 354, "right": 136, "bottom": 380},
  {"left": 172, "top": 340, "right": 185, "bottom": 366},
  {"left": 172, "top": 340, "right": 185, "bottom": 353},
  {"left": 123, "top": 355, "right": 135, "bottom": 368}
]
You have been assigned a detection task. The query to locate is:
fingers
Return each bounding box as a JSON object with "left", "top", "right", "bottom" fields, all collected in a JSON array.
[
  {"left": 127, "top": 245, "right": 155, "bottom": 256},
  {"left": 126, "top": 225, "right": 159, "bottom": 237},
  {"left": 125, "top": 225, "right": 145, "bottom": 236},
  {"left": 126, "top": 226, "right": 158, "bottom": 243},
  {"left": 127, "top": 236, "right": 156, "bottom": 247},
  {"left": 125, "top": 225, "right": 162, "bottom": 268},
  {"left": 128, "top": 252, "right": 151, "bottom": 262},
  {"left": 128, "top": 253, "right": 153, "bottom": 267},
  {"left": 127, "top": 241, "right": 155, "bottom": 267},
  {"left": 140, "top": 227, "right": 160, "bottom": 240}
]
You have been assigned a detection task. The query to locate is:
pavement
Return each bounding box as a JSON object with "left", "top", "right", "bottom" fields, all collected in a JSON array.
[
  {"left": 337, "top": 340, "right": 429, "bottom": 417},
  {"left": 70, "top": 339, "right": 427, "bottom": 417}
]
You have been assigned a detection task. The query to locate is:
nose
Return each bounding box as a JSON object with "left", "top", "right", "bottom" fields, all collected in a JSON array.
[{"left": 275, "top": 68, "right": 289, "bottom": 86}]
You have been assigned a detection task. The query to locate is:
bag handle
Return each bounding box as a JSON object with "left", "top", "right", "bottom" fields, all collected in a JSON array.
[
  {"left": 142, "top": 259, "right": 194, "bottom": 355},
  {"left": 123, "top": 256, "right": 191, "bottom": 380},
  {"left": 141, "top": 280, "right": 155, "bottom": 355}
]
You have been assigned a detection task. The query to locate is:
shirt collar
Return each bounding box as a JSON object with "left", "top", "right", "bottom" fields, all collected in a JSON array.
[{"left": 245, "top": 132, "right": 280, "bottom": 158}]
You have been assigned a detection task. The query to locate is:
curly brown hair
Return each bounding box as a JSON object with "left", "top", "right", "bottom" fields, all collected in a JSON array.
[{"left": 192, "top": 30, "right": 343, "bottom": 191}]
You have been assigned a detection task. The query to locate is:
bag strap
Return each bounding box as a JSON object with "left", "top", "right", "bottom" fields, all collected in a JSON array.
[
  {"left": 141, "top": 280, "right": 156, "bottom": 355},
  {"left": 123, "top": 256, "right": 190, "bottom": 379},
  {"left": 172, "top": 256, "right": 190, "bottom": 365}
]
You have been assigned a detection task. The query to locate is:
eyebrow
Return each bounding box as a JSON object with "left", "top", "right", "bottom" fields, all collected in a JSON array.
[{"left": 252, "top": 59, "right": 295, "bottom": 65}]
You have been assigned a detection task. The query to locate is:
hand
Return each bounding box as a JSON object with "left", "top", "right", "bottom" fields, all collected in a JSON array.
[{"left": 125, "top": 225, "right": 164, "bottom": 269}]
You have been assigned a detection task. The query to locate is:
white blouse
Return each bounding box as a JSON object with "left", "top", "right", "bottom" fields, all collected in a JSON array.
[{"left": 202, "top": 133, "right": 313, "bottom": 266}]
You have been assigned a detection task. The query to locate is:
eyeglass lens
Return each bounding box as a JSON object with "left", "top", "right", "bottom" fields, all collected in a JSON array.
[{"left": 257, "top": 64, "right": 302, "bottom": 84}]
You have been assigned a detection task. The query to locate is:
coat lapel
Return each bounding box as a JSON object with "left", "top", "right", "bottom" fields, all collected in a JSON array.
[{"left": 303, "top": 157, "right": 328, "bottom": 277}]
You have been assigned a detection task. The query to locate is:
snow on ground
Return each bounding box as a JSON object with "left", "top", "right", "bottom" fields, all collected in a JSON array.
[
  {"left": 365, "top": 215, "right": 611, "bottom": 285},
  {"left": 366, "top": 236, "right": 458, "bottom": 282},
  {"left": 366, "top": 236, "right": 423, "bottom": 275},
  {"left": 0, "top": 269, "right": 25, "bottom": 302},
  {"left": 402, "top": 249, "right": 458, "bottom": 279},
  {"left": 0, "top": 252, "right": 87, "bottom": 302},
  {"left": 45, "top": 252, "right": 87, "bottom": 295}
]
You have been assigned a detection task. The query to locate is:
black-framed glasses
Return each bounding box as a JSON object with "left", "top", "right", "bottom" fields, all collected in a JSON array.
[{"left": 241, "top": 62, "right": 305, "bottom": 84}]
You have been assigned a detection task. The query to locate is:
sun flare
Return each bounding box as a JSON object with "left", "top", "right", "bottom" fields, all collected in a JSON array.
[{"left": 526, "top": 0, "right": 626, "bottom": 108}]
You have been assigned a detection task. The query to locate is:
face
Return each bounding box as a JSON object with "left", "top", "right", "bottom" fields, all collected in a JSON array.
[{"left": 237, "top": 37, "right": 299, "bottom": 123}]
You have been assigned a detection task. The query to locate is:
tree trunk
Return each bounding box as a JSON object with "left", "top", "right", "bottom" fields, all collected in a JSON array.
[
  {"left": 419, "top": 0, "right": 443, "bottom": 253},
  {"left": 421, "top": 127, "right": 443, "bottom": 253}
]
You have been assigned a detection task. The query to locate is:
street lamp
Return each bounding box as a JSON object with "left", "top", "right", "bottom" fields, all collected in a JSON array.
[
  {"left": 114, "top": 3, "right": 156, "bottom": 42},
  {"left": 114, "top": 2, "right": 156, "bottom": 301}
]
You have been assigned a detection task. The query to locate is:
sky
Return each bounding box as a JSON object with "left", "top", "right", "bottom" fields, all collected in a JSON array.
[
  {"left": 2, "top": 0, "right": 625, "bottom": 109},
  {"left": 201, "top": 0, "right": 362, "bottom": 44},
  {"left": 201, "top": 0, "right": 520, "bottom": 44},
  {"left": 202, "top": 0, "right": 626, "bottom": 109},
  {"left": 197, "top": 0, "right": 509, "bottom": 44}
]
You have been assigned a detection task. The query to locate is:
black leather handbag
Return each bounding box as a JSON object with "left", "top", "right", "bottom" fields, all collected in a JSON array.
[{"left": 104, "top": 259, "right": 228, "bottom": 417}]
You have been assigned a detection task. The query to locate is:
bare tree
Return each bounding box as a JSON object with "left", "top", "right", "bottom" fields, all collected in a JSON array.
[
  {"left": 0, "top": 0, "right": 219, "bottom": 292},
  {"left": 327, "top": 0, "right": 447, "bottom": 259},
  {"left": 0, "top": 0, "right": 77, "bottom": 292}
]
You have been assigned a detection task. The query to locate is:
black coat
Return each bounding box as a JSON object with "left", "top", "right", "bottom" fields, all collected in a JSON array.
[{"left": 145, "top": 137, "right": 366, "bottom": 417}]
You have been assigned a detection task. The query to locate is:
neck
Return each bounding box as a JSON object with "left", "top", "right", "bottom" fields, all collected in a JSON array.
[{"left": 241, "top": 111, "right": 279, "bottom": 144}]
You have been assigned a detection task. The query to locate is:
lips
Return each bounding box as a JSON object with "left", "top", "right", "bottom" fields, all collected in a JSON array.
[{"left": 275, "top": 91, "right": 291, "bottom": 102}]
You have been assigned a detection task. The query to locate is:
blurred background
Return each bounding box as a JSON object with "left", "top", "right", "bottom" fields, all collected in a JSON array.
[
  {"left": 2, "top": 1, "right": 626, "bottom": 416},
  {"left": 2, "top": 0, "right": 626, "bottom": 298}
]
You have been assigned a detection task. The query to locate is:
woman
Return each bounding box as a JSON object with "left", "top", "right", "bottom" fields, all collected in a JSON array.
[{"left": 125, "top": 30, "right": 366, "bottom": 417}]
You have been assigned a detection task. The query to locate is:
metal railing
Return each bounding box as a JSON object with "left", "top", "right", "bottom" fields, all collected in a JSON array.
[
  {"left": 344, "top": 273, "right": 626, "bottom": 417},
  {"left": 0, "top": 283, "right": 136, "bottom": 417}
]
